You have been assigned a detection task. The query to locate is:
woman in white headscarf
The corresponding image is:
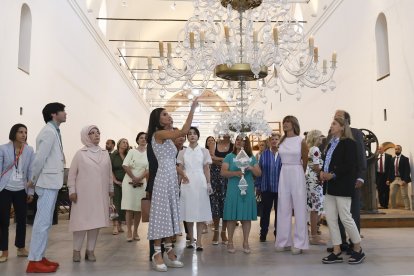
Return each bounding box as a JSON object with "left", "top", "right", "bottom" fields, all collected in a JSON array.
[{"left": 68, "top": 125, "right": 114, "bottom": 262}]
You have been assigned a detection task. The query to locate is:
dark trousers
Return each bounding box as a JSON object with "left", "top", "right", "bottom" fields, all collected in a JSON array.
[
  {"left": 259, "top": 191, "right": 278, "bottom": 238},
  {"left": 339, "top": 188, "right": 361, "bottom": 244},
  {"left": 113, "top": 184, "right": 125, "bottom": 222},
  {"left": 376, "top": 172, "right": 390, "bottom": 208},
  {"left": 0, "top": 189, "right": 27, "bottom": 251}
]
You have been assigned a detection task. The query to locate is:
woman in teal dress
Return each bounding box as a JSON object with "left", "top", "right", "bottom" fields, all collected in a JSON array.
[{"left": 221, "top": 135, "right": 261, "bottom": 254}]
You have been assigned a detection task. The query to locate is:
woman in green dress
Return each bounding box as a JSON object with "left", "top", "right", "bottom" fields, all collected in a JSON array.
[{"left": 221, "top": 135, "right": 261, "bottom": 254}]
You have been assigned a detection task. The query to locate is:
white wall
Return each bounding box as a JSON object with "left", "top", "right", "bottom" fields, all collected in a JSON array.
[
  {"left": 0, "top": 0, "right": 149, "bottom": 164},
  {"left": 251, "top": 0, "right": 414, "bottom": 174}
]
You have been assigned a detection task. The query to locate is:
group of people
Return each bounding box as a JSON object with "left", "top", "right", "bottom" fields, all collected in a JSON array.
[{"left": 0, "top": 100, "right": 411, "bottom": 273}]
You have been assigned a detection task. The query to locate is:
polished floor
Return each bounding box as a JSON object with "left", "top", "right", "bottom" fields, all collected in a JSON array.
[{"left": 1, "top": 213, "right": 414, "bottom": 276}]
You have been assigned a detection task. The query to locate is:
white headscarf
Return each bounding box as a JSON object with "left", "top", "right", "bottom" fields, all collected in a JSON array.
[{"left": 80, "top": 125, "right": 104, "bottom": 164}]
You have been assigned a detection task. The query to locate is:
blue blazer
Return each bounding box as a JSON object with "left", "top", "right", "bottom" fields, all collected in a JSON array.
[{"left": 0, "top": 142, "right": 35, "bottom": 195}]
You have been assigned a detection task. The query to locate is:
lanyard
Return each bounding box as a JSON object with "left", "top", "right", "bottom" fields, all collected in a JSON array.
[
  {"left": 0, "top": 144, "right": 24, "bottom": 177},
  {"left": 13, "top": 144, "right": 25, "bottom": 170}
]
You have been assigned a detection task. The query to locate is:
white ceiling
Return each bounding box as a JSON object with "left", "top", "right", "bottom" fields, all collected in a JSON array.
[{"left": 82, "top": 0, "right": 332, "bottom": 137}]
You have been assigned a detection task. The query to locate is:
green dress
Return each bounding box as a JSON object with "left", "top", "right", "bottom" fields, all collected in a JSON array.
[{"left": 223, "top": 153, "right": 257, "bottom": 221}]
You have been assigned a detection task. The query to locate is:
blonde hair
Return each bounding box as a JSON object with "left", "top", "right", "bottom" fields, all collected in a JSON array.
[{"left": 306, "top": 129, "right": 322, "bottom": 148}]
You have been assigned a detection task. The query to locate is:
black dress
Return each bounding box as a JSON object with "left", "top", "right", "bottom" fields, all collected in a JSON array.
[{"left": 209, "top": 143, "right": 233, "bottom": 218}]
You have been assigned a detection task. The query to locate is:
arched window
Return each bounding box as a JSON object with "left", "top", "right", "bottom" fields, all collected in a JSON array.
[
  {"left": 18, "top": 3, "right": 32, "bottom": 74},
  {"left": 375, "top": 13, "right": 390, "bottom": 81}
]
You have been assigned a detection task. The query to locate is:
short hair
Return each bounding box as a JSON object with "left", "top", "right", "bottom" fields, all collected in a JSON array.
[
  {"left": 136, "top": 132, "right": 146, "bottom": 144},
  {"left": 9, "top": 123, "right": 27, "bottom": 141},
  {"left": 395, "top": 144, "right": 402, "bottom": 150},
  {"left": 42, "top": 102, "right": 65, "bottom": 123},
  {"left": 187, "top": 127, "right": 200, "bottom": 139},
  {"left": 336, "top": 109, "right": 351, "bottom": 125},
  {"left": 107, "top": 139, "right": 115, "bottom": 146},
  {"left": 306, "top": 129, "right": 322, "bottom": 148},
  {"left": 270, "top": 132, "right": 281, "bottom": 139}
]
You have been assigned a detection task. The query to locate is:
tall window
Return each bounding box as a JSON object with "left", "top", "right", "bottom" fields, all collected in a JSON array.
[
  {"left": 18, "top": 4, "right": 32, "bottom": 74},
  {"left": 375, "top": 13, "right": 390, "bottom": 81}
]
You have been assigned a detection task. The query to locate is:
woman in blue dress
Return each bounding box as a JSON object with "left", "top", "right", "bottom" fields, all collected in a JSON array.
[{"left": 221, "top": 135, "right": 261, "bottom": 254}]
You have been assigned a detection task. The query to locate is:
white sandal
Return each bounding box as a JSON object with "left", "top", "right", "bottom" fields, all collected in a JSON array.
[
  {"left": 164, "top": 243, "right": 184, "bottom": 268},
  {"left": 152, "top": 246, "right": 167, "bottom": 272}
]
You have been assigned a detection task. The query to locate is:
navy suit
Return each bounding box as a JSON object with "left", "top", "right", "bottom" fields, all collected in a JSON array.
[
  {"left": 390, "top": 154, "right": 411, "bottom": 209},
  {"left": 375, "top": 153, "right": 393, "bottom": 208}
]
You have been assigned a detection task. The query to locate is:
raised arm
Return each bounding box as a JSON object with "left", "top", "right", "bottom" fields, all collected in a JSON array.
[{"left": 155, "top": 98, "right": 199, "bottom": 142}]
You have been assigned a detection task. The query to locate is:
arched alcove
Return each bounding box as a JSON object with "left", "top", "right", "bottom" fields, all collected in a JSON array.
[
  {"left": 18, "top": 3, "right": 32, "bottom": 74},
  {"left": 375, "top": 13, "right": 390, "bottom": 81}
]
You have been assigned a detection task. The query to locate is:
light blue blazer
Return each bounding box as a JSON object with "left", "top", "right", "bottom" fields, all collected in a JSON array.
[
  {"left": 30, "top": 122, "right": 65, "bottom": 189},
  {"left": 0, "top": 141, "right": 35, "bottom": 195}
]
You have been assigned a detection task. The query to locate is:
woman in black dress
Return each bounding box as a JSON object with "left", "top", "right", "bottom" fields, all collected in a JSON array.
[{"left": 208, "top": 135, "right": 233, "bottom": 245}]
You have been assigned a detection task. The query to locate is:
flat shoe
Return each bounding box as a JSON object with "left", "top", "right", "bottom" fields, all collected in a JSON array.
[
  {"left": 322, "top": 252, "right": 343, "bottom": 264},
  {"left": 291, "top": 247, "right": 303, "bottom": 255},
  {"left": 348, "top": 249, "right": 366, "bottom": 264},
  {"left": 275, "top": 246, "right": 291, "bottom": 252},
  {"left": 196, "top": 247, "right": 203, "bottom": 251},
  {"left": 134, "top": 235, "right": 140, "bottom": 241},
  {"left": 0, "top": 256, "right": 8, "bottom": 263},
  {"left": 17, "top": 248, "right": 29, "bottom": 257}
]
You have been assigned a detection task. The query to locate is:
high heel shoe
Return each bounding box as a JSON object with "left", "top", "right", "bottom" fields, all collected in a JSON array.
[
  {"left": 163, "top": 243, "right": 184, "bottom": 268},
  {"left": 152, "top": 246, "right": 167, "bottom": 272},
  {"left": 227, "top": 242, "right": 235, "bottom": 254},
  {"left": 221, "top": 230, "right": 228, "bottom": 245},
  {"left": 212, "top": 229, "right": 219, "bottom": 245},
  {"left": 85, "top": 250, "right": 96, "bottom": 262}
]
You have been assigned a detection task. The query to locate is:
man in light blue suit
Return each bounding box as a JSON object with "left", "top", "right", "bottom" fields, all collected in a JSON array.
[{"left": 26, "top": 103, "right": 66, "bottom": 273}]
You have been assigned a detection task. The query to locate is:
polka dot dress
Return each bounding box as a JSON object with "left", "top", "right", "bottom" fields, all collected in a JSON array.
[{"left": 147, "top": 136, "right": 181, "bottom": 240}]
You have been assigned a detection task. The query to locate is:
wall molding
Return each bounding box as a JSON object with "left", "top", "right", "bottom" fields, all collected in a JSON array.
[
  {"left": 305, "top": 0, "right": 344, "bottom": 37},
  {"left": 66, "top": 0, "right": 150, "bottom": 111}
]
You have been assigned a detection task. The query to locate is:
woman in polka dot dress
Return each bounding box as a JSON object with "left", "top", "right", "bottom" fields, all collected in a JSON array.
[{"left": 146, "top": 98, "right": 198, "bottom": 272}]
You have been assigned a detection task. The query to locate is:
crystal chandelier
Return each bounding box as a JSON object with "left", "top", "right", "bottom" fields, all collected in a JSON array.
[
  {"left": 146, "top": 0, "right": 338, "bottom": 100},
  {"left": 213, "top": 81, "right": 272, "bottom": 139}
]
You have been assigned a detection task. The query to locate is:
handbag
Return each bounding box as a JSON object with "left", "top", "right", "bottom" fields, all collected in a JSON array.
[
  {"left": 109, "top": 202, "right": 119, "bottom": 221},
  {"left": 141, "top": 198, "right": 151, "bottom": 223},
  {"left": 256, "top": 194, "right": 263, "bottom": 217}
]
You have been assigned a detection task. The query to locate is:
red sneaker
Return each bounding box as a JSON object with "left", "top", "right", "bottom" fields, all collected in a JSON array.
[
  {"left": 41, "top": 257, "right": 59, "bottom": 268},
  {"left": 26, "top": 261, "right": 57, "bottom": 273}
]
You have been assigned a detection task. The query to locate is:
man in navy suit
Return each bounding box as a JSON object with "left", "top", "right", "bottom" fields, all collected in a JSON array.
[
  {"left": 376, "top": 145, "right": 393, "bottom": 209},
  {"left": 389, "top": 145, "right": 411, "bottom": 210}
]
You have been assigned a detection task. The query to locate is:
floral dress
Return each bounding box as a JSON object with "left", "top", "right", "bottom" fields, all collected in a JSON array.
[{"left": 305, "top": 146, "right": 324, "bottom": 213}]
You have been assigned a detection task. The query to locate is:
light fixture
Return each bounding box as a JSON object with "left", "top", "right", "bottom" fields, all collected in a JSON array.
[
  {"left": 146, "top": 0, "right": 337, "bottom": 100},
  {"left": 213, "top": 81, "right": 272, "bottom": 139}
]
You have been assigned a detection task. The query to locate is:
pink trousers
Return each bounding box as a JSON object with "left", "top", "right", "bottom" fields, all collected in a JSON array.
[{"left": 275, "top": 165, "right": 309, "bottom": 249}]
